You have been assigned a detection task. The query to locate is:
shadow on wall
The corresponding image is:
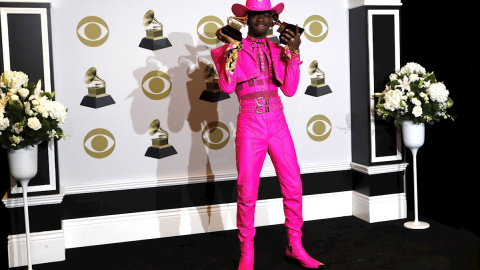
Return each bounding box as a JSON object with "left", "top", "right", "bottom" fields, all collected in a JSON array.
[{"left": 128, "top": 31, "right": 237, "bottom": 236}]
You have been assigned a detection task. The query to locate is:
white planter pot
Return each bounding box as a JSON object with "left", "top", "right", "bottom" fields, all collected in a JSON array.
[
  {"left": 7, "top": 145, "right": 38, "bottom": 182},
  {"left": 401, "top": 120, "right": 425, "bottom": 150}
]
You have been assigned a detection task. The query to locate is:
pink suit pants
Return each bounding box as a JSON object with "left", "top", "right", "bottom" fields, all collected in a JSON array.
[{"left": 235, "top": 107, "right": 304, "bottom": 245}]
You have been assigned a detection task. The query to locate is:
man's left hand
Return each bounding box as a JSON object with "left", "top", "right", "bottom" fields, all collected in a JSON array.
[{"left": 281, "top": 24, "right": 301, "bottom": 52}]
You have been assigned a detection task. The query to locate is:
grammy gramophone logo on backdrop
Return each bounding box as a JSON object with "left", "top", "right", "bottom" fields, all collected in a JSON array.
[
  {"left": 303, "top": 15, "right": 328, "bottom": 43},
  {"left": 197, "top": 16, "right": 224, "bottom": 45},
  {"left": 202, "top": 121, "right": 230, "bottom": 150},
  {"left": 84, "top": 128, "right": 116, "bottom": 158},
  {"left": 141, "top": 71, "right": 172, "bottom": 100},
  {"left": 305, "top": 60, "right": 332, "bottom": 97},
  {"left": 81, "top": 67, "right": 116, "bottom": 108},
  {"left": 139, "top": 10, "right": 172, "bottom": 51},
  {"left": 145, "top": 119, "right": 177, "bottom": 159},
  {"left": 77, "top": 16, "right": 109, "bottom": 47},
  {"left": 306, "top": 115, "right": 332, "bottom": 142}
]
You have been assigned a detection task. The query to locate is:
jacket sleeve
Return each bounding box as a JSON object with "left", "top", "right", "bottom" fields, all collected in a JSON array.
[
  {"left": 279, "top": 47, "right": 302, "bottom": 97},
  {"left": 210, "top": 41, "right": 243, "bottom": 94}
]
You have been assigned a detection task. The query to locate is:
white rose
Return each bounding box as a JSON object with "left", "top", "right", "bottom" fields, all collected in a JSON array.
[
  {"left": 27, "top": 117, "right": 42, "bottom": 131},
  {"left": 412, "top": 106, "right": 423, "bottom": 117},
  {"left": 411, "top": 98, "right": 422, "bottom": 106},
  {"left": 18, "top": 88, "right": 30, "bottom": 98},
  {"left": 389, "top": 73, "right": 398, "bottom": 81},
  {"left": 10, "top": 95, "right": 19, "bottom": 101}
]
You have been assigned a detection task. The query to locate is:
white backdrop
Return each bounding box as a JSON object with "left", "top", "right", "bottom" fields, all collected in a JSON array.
[{"left": 50, "top": 0, "right": 351, "bottom": 188}]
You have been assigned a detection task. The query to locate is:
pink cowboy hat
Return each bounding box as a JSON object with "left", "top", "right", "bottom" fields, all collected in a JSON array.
[{"left": 232, "top": 0, "right": 284, "bottom": 17}]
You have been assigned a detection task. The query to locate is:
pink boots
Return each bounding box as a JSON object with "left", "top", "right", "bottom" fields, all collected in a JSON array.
[
  {"left": 238, "top": 241, "right": 254, "bottom": 270},
  {"left": 286, "top": 240, "right": 324, "bottom": 268}
]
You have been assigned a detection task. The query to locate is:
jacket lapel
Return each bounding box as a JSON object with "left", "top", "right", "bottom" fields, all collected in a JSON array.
[{"left": 241, "top": 39, "right": 256, "bottom": 61}]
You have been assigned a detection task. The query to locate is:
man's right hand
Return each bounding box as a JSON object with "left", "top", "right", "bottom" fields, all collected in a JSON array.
[{"left": 216, "top": 27, "right": 235, "bottom": 44}]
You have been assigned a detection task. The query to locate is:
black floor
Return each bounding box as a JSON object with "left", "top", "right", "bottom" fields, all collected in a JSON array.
[{"left": 6, "top": 212, "right": 480, "bottom": 270}]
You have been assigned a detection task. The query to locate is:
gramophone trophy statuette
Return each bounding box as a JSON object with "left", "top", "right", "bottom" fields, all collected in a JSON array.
[
  {"left": 80, "top": 67, "right": 116, "bottom": 108},
  {"left": 272, "top": 14, "right": 304, "bottom": 45},
  {"left": 145, "top": 119, "right": 177, "bottom": 159},
  {"left": 305, "top": 60, "right": 332, "bottom": 97},
  {"left": 139, "top": 10, "right": 172, "bottom": 51},
  {"left": 221, "top": 16, "right": 247, "bottom": 41},
  {"left": 199, "top": 63, "right": 230, "bottom": 103},
  {"left": 266, "top": 27, "right": 280, "bottom": 43}
]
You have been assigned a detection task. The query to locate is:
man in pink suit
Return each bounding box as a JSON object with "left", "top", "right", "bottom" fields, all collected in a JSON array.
[{"left": 211, "top": 0, "right": 324, "bottom": 269}]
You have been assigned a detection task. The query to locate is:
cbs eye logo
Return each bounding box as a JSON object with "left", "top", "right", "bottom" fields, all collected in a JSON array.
[
  {"left": 202, "top": 121, "right": 230, "bottom": 150},
  {"left": 197, "top": 16, "right": 224, "bottom": 45},
  {"left": 84, "top": 128, "right": 116, "bottom": 158},
  {"left": 141, "top": 71, "right": 172, "bottom": 100},
  {"left": 77, "top": 16, "right": 109, "bottom": 47},
  {"left": 303, "top": 15, "right": 328, "bottom": 43},
  {"left": 306, "top": 115, "right": 332, "bottom": 141}
]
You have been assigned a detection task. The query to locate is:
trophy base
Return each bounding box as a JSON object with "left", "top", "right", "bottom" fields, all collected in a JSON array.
[
  {"left": 221, "top": 25, "right": 242, "bottom": 41},
  {"left": 139, "top": 37, "right": 172, "bottom": 51},
  {"left": 305, "top": 84, "right": 332, "bottom": 97},
  {"left": 199, "top": 90, "right": 230, "bottom": 103},
  {"left": 278, "top": 24, "right": 305, "bottom": 45},
  {"left": 145, "top": 145, "right": 177, "bottom": 159},
  {"left": 80, "top": 95, "right": 116, "bottom": 108},
  {"left": 268, "top": 35, "right": 280, "bottom": 43}
]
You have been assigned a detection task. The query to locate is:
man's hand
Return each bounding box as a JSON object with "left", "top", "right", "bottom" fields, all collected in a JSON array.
[
  {"left": 281, "top": 24, "right": 301, "bottom": 52},
  {"left": 216, "top": 27, "right": 236, "bottom": 44}
]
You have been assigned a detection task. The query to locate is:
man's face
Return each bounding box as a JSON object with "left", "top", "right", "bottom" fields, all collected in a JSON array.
[{"left": 247, "top": 11, "right": 273, "bottom": 38}]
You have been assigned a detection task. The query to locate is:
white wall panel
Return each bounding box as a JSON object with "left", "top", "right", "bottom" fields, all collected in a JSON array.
[{"left": 49, "top": 0, "right": 351, "bottom": 187}]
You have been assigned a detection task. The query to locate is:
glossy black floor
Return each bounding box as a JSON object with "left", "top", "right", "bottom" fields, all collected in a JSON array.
[{"left": 5, "top": 211, "right": 480, "bottom": 270}]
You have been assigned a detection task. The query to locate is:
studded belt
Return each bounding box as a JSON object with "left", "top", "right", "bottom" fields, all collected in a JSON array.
[{"left": 239, "top": 97, "right": 283, "bottom": 114}]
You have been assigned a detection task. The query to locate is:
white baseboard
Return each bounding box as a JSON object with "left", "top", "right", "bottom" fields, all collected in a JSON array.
[
  {"left": 352, "top": 191, "right": 406, "bottom": 223},
  {"left": 63, "top": 191, "right": 353, "bottom": 249},
  {"left": 7, "top": 230, "right": 65, "bottom": 268},
  {"left": 7, "top": 190, "right": 407, "bottom": 267}
]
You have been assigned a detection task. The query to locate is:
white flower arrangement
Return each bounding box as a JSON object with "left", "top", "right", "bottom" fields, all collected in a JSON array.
[
  {"left": 0, "top": 71, "right": 68, "bottom": 150},
  {"left": 373, "top": 62, "right": 454, "bottom": 126}
]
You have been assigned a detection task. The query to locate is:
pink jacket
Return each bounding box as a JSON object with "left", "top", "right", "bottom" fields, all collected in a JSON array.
[{"left": 210, "top": 38, "right": 301, "bottom": 97}]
